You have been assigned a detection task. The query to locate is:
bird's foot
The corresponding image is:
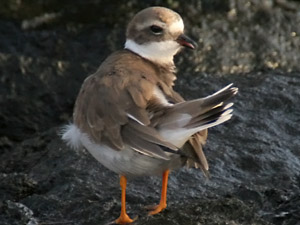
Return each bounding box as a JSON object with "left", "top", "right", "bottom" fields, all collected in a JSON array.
[
  {"left": 113, "top": 214, "right": 137, "bottom": 224},
  {"left": 147, "top": 202, "right": 167, "bottom": 215}
]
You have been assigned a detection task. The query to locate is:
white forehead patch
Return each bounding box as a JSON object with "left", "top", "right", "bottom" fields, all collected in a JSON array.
[
  {"left": 169, "top": 19, "right": 184, "bottom": 33},
  {"left": 136, "top": 20, "right": 165, "bottom": 31},
  {"left": 135, "top": 18, "right": 184, "bottom": 34}
]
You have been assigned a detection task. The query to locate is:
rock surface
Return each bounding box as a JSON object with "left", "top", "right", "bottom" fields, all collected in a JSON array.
[{"left": 1, "top": 1, "right": 300, "bottom": 224}]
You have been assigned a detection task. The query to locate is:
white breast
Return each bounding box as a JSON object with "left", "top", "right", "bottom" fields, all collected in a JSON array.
[
  {"left": 153, "top": 86, "right": 173, "bottom": 106},
  {"left": 124, "top": 39, "right": 180, "bottom": 65}
]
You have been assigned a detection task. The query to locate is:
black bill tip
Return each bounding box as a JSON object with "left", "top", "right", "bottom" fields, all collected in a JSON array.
[{"left": 176, "top": 34, "right": 197, "bottom": 49}]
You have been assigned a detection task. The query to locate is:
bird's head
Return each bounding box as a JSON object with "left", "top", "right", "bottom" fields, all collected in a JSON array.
[{"left": 125, "top": 7, "right": 197, "bottom": 65}]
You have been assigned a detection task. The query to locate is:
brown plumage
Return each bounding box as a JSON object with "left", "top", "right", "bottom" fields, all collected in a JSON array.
[
  {"left": 73, "top": 49, "right": 215, "bottom": 171},
  {"left": 62, "top": 6, "right": 237, "bottom": 224}
]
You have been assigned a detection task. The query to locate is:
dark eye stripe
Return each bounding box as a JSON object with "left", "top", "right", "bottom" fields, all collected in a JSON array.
[{"left": 150, "top": 25, "right": 163, "bottom": 34}]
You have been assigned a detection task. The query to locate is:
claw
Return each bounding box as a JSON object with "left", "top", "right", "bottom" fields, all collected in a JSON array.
[{"left": 148, "top": 203, "right": 167, "bottom": 215}]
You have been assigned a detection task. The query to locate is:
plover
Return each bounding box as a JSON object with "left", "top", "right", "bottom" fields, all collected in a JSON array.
[{"left": 62, "top": 6, "right": 238, "bottom": 224}]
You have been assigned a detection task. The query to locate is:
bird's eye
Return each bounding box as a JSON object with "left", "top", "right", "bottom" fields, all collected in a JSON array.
[{"left": 150, "top": 25, "right": 163, "bottom": 34}]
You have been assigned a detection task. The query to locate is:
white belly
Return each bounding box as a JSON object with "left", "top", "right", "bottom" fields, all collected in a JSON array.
[{"left": 61, "top": 124, "right": 182, "bottom": 177}]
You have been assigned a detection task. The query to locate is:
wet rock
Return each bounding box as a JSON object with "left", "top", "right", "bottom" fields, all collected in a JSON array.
[
  {"left": 0, "top": 200, "right": 38, "bottom": 225},
  {"left": 0, "top": 173, "right": 37, "bottom": 201},
  {"left": 1, "top": 72, "right": 300, "bottom": 224},
  {"left": 1, "top": 1, "right": 300, "bottom": 224}
]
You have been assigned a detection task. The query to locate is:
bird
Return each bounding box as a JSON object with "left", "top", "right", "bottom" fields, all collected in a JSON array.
[{"left": 61, "top": 6, "right": 238, "bottom": 224}]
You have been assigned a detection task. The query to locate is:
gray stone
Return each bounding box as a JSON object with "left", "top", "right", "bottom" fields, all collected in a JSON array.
[{"left": 1, "top": 1, "right": 300, "bottom": 224}]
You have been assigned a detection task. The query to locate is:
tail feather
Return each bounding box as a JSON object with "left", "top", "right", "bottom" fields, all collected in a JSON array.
[
  {"left": 158, "top": 84, "right": 238, "bottom": 147},
  {"left": 201, "top": 86, "right": 238, "bottom": 108},
  {"left": 187, "top": 103, "right": 233, "bottom": 129}
]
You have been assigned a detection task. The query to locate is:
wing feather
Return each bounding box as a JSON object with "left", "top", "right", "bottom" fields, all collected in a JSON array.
[
  {"left": 73, "top": 50, "right": 232, "bottom": 172},
  {"left": 73, "top": 57, "right": 179, "bottom": 158}
]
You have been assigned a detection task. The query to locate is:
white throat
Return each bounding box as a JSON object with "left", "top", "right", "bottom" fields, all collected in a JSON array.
[{"left": 125, "top": 39, "right": 181, "bottom": 65}]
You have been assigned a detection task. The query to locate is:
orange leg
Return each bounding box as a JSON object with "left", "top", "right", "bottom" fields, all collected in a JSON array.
[
  {"left": 115, "top": 176, "right": 134, "bottom": 224},
  {"left": 149, "top": 170, "right": 170, "bottom": 215}
]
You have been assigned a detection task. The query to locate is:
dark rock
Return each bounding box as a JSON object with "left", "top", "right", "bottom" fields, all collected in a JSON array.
[{"left": 1, "top": 1, "right": 300, "bottom": 224}]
